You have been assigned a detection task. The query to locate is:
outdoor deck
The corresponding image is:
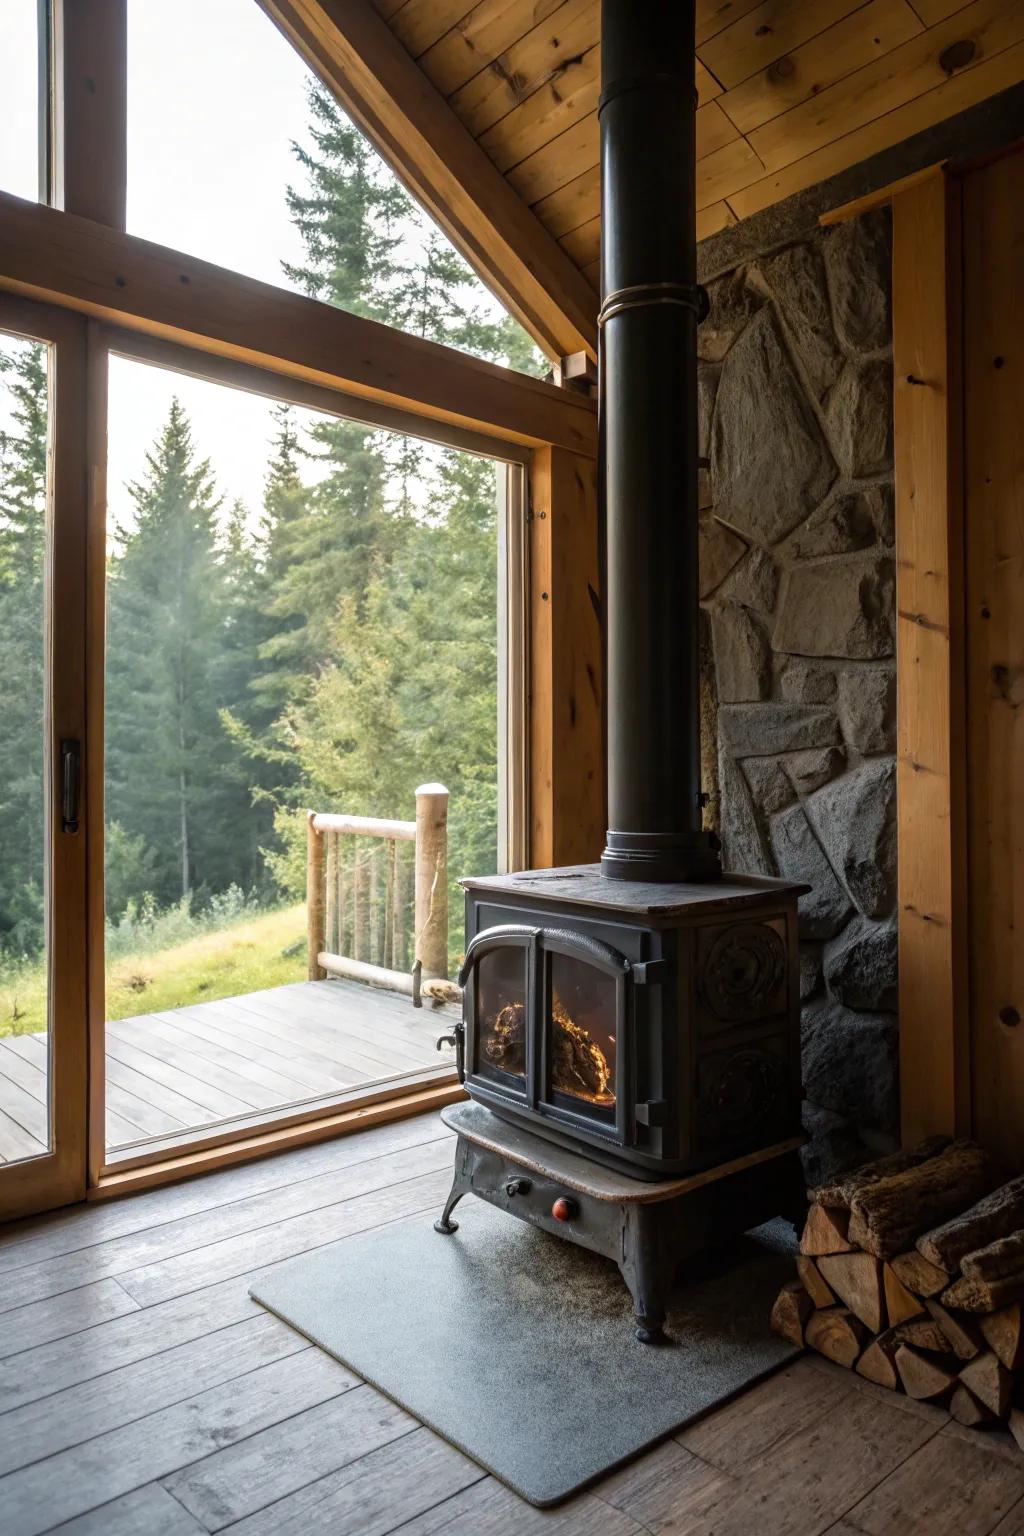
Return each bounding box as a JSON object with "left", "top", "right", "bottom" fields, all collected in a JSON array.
[{"left": 0, "top": 978, "right": 454, "bottom": 1162}]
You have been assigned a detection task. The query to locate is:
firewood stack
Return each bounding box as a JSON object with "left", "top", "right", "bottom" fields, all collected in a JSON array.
[{"left": 771, "top": 1137, "right": 1024, "bottom": 1449}]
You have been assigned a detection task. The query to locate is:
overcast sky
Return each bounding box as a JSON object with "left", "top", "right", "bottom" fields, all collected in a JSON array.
[{"left": 0, "top": 0, "right": 505, "bottom": 529}]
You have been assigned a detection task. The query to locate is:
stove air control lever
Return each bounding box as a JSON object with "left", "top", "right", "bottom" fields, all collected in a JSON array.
[
  {"left": 551, "top": 1196, "right": 578, "bottom": 1223},
  {"left": 504, "top": 1177, "right": 531, "bottom": 1198}
]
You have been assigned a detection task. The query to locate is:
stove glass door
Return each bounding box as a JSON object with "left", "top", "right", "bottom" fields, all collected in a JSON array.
[{"left": 474, "top": 943, "right": 529, "bottom": 1093}]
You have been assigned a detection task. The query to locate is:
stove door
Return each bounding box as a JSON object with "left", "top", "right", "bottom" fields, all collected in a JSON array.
[
  {"left": 460, "top": 924, "right": 538, "bottom": 1106},
  {"left": 538, "top": 930, "right": 630, "bottom": 1143}
]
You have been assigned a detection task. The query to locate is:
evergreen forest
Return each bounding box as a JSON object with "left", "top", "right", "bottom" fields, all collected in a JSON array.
[{"left": 0, "top": 87, "right": 543, "bottom": 1023}]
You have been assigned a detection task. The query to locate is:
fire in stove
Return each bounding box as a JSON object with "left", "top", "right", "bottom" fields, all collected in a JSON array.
[{"left": 486, "top": 998, "right": 614, "bottom": 1106}]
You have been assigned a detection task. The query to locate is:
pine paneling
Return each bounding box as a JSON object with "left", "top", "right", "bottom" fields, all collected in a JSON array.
[{"left": 373, "top": 0, "right": 1024, "bottom": 271}]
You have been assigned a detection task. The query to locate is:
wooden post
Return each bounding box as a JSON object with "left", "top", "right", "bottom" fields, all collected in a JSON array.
[
  {"left": 354, "top": 847, "right": 369, "bottom": 963},
  {"left": 384, "top": 839, "right": 396, "bottom": 969},
  {"left": 369, "top": 846, "right": 380, "bottom": 966},
  {"left": 325, "top": 831, "right": 338, "bottom": 955},
  {"left": 394, "top": 844, "right": 407, "bottom": 971},
  {"left": 337, "top": 840, "right": 347, "bottom": 957},
  {"left": 306, "top": 812, "right": 326, "bottom": 980},
  {"left": 414, "top": 783, "right": 449, "bottom": 979}
]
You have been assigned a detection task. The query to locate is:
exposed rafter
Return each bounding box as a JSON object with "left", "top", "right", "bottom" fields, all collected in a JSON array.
[{"left": 256, "top": 0, "right": 598, "bottom": 361}]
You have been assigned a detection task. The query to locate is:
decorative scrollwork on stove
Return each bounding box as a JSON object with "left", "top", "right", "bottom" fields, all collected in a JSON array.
[
  {"left": 698, "top": 1047, "right": 787, "bottom": 1142},
  {"left": 700, "top": 923, "right": 787, "bottom": 1023}
]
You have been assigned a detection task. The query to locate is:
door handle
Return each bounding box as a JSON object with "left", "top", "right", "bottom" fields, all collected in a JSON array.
[{"left": 60, "top": 739, "right": 81, "bottom": 834}]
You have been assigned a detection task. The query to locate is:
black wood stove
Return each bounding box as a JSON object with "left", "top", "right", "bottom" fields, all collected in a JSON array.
[{"left": 433, "top": 0, "right": 807, "bottom": 1340}]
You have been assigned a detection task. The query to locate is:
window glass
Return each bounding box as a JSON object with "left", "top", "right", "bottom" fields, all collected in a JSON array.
[
  {"left": 0, "top": 2, "right": 43, "bottom": 201},
  {"left": 126, "top": 0, "right": 546, "bottom": 376}
]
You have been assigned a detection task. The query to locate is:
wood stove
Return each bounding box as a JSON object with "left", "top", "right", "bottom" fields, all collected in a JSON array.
[{"left": 432, "top": 0, "right": 808, "bottom": 1338}]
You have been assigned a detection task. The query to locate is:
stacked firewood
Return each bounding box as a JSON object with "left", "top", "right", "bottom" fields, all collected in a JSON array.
[{"left": 772, "top": 1137, "right": 1024, "bottom": 1447}]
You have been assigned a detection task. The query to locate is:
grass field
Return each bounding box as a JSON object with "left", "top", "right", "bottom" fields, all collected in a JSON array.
[{"left": 0, "top": 904, "right": 307, "bottom": 1038}]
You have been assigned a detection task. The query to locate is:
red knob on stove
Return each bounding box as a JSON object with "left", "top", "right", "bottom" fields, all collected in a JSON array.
[{"left": 551, "top": 1196, "right": 578, "bottom": 1223}]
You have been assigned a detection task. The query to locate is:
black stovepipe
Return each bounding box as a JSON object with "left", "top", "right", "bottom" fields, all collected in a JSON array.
[{"left": 599, "top": 0, "right": 721, "bottom": 884}]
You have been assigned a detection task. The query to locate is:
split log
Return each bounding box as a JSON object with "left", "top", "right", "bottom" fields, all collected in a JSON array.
[
  {"left": 1010, "top": 1405, "right": 1024, "bottom": 1456},
  {"left": 924, "top": 1298, "right": 983, "bottom": 1361},
  {"left": 796, "top": 1256, "right": 837, "bottom": 1310},
  {"left": 894, "top": 1318, "right": 957, "bottom": 1354},
  {"left": 961, "top": 1231, "right": 1024, "bottom": 1283},
  {"left": 846, "top": 1141, "right": 992, "bottom": 1259},
  {"left": 949, "top": 1384, "right": 995, "bottom": 1429},
  {"left": 979, "top": 1305, "right": 1024, "bottom": 1372},
  {"left": 856, "top": 1331, "right": 901, "bottom": 1392},
  {"left": 917, "top": 1176, "right": 1024, "bottom": 1273},
  {"left": 890, "top": 1251, "right": 950, "bottom": 1299},
  {"left": 896, "top": 1344, "right": 958, "bottom": 1402},
  {"left": 806, "top": 1308, "right": 869, "bottom": 1369},
  {"left": 884, "top": 1265, "right": 926, "bottom": 1326},
  {"left": 770, "top": 1282, "right": 813, "bottom": 1347},
  {"left": 942, "top": 1272, "right": 1024, "bottom": 1315},
  {"left": 800, "top": 1204, "right": 854, "bottom": 1257},
  {"left": 812, "top": 1137, "right": 951, "bottom": 1210},
  {"left": 818, "top": 1253, "right": 886, "bottom": 1333},
  {"left": 959, "top": 1352, "right": 1012, "bottom": 1419}
]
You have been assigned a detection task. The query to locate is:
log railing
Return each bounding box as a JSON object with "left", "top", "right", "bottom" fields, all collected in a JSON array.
[{"left": 306, "top": 783, "right": 451, "bottom": 1002}]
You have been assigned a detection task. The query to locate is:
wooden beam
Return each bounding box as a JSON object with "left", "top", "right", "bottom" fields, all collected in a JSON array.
[
  {"left": 0, "top": 193, "right": 597, "bottom": 456},
  {"left": 257, "top": 0, "right": 598, "bottom": 362},
  {"left": 528, "top": 447, "right": 604, "bottom": 867},
  {"left": 52, "top": 0, "right": 127, "bottom": 226},
  {"left": 892, "top": 170, "right": 970, "bottom": 1146}
]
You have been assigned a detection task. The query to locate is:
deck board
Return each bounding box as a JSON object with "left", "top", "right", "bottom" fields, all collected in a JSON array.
[
  {"left": 0, "top": 979, "right": 452, "bottom": 1161},
  {"left": 2, "top": 1111, "right": 1022, "bottom": 1536}
]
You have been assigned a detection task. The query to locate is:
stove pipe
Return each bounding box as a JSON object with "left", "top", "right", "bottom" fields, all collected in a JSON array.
[{"left": 599, "top": 0, "right": 721, "bottom": 884}]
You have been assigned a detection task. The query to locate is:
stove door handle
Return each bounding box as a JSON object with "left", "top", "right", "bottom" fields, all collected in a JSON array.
[{"left": 436, "top": 1022, "right": 465, "bottom": 1080}]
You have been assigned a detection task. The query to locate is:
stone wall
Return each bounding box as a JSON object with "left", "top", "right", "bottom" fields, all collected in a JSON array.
[{"left": 698, "top": 208, "right": 897, "bottom": 1185}]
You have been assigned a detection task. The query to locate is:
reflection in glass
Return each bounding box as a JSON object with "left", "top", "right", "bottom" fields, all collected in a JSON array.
[
  {"left": 549, "top": 953, "right": 616, "bottom": 1112},
  {"left": 0, "top": 332, "right": 51, "bottom": 1161}
]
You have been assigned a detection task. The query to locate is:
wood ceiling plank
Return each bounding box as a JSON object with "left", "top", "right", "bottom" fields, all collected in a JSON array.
[
  {"left": 418, "top": 0, "right": 564, "bottom": 99},
  {"left": 387, "top": 0, "right": 478, "bottom": 59},
  {"left": 699, "top": 0, "right": 869, "bottom": 91},
  {"left": 370, "top": 0, "right": 409, "bottom": 20},
  {"left": 508, "top": 112, "right": 597, "bottom": 204},
  {"left": 696, "top": 58, "right": 724, "bottom": 102},
  {"left": 449, "top": 0, "right": 598, "bottom": 139},
  {"left": 749, "top": 0, "right": 1024, "bottom": 174},
  {"left": 582, "top": 257, "right": 599, "bottom": 289},
  {"left": 696, "top": 135, "right": 766, "bottom": 207},
  {"left": 478, "top": 46, "right": 599, "bottom": 173},
  {"left": 559, "top": 214, "right": 600, "bottom": 268},
  {"left": 260, "top": 0, "right": 598, "bottom": 357},
  {"left": 698, "top": 98, "right": 743, "bottom": 157},
  {"left": 729, "top": 34, "right": 1024, "bottom": 217},
  {"left": 909, "top": 0, "right": 970, "bottom": 21},
  {"left": 698, "top": 199, "right": 739, "bottom": 239},
  {"left": 720, "top": 0, "right": 924, "bottom": 137},
  {"left": 533, "top": 161, "right": 599, "bottom": 237},
  {"left": 697, "top": 0, "right": 764, "bottom": 46}
]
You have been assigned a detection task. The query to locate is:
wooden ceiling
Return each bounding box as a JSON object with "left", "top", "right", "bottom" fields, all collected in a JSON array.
[{"left": 369, "top": 0, "right": 1024, "bottom": 290}]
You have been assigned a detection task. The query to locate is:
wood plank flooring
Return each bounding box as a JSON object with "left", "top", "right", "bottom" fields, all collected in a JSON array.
[
  {"left": 0, "top": 980, "right": 451, "bottom": 1160},
  {"left": 2, "top": 1112, "right": 1024, "bottom": 1535}
]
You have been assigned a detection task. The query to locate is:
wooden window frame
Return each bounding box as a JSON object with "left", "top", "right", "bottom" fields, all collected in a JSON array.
[{"left": 0, "top": 1, "right": 601, "bottom": 1201}]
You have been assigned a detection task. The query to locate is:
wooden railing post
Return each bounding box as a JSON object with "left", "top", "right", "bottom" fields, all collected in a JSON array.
[
  {"left": 306, "top": 811, "right": 326, "bottom": 980},
  {"left": 415, "top": 782, "right": 449, "bottom": 979}
]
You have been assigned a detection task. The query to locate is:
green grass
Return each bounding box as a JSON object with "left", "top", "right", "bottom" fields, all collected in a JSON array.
[{"left": 0, "top": 904, "right": 307, "bottom": 1037}]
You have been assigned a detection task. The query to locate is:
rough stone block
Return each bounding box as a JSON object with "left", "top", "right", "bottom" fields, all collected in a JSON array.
[
  {"left": 698, "top": 268, "right": 763, "bottom": 363},
  {"left": 742, "top": 756, "right": 796, "bottom": 817},
  {"left": 710, "top": 604, "right": 771, "bottom": 702},
  {"left": 779, "top": 488, "right": 878, "bottom": 562},
  {"left": 807, "top": 759, "right": 897, "bottom": 919},
  {"left": 802, "top": 1002, "right": 899, "bottom": 1133},
  {"left": 697, "top": 366, "right": 719, "bottom": 456},
  {"left": 760, "top": 240, "right": 844, "bottom": 402},
  {"left": 780, "top": 661, "right": 837, "bottom": 705},
  {"left": 827, "top": 360, "right": 894, "bottom": 479},
  {"left": 825, "top": 915, "right": 898, "bottom": 1011},
  {"left": 785, "top": 745, "right": 846, "bottom": 795},
  {"left": 698, "top": 512, "right": 747, "bottom": 598},
  {"left": 774, "top": 554, "right": 895, "bottom": 659},
  {"left": 837, "top": 666, "right": 896, "bottom": 754},
  {"left": 823, "top": 207, "right": 892, "bottom": 355},
  {"left": 711, "top": 306, "right": 836, "bottom": 544},
  {"left": 717, "top": 547, "right": 779, "bottom": 613},
  {"left": 718, "top": 750, "right": 774, "bottom": 877},
  {"left": 800, "top": 943, "right": 824, "bottom": 1001},
  {"left": 770, "top": 802, "right": 853, "bottom": 940},
  {"left": 800, "top": 1100, "right": 866, "bottom": 1190},
  {"left": 719, "top": 702, "right": 839, "bottom": 757}
]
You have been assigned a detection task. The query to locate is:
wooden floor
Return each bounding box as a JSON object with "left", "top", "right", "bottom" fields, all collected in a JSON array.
[
  {"left": 0, "top": 980, "right": 450, "bottom": 1161},
  {"left": 1, "top": 1113, "right": 1024, "bottom": 1536}
]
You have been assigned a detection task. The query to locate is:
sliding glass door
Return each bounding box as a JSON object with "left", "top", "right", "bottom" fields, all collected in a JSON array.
[{"left": 0, "top": 295, "right": 89, "bottom": 1221}]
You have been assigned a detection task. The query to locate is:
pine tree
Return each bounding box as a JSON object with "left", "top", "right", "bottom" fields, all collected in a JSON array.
[
  {"left": 105, "top": 399, "right": 245, "bottom": 909},
  {"left": 0, "top": 339, "right": 48, "bottom": 958}
]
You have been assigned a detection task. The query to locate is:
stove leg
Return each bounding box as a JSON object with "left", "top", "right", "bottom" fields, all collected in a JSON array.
[
  {"left": 621, "top": 1207, "right": 671, "bottom": 1345},
  {"left": 433, "top": 1163, "right": 468, "bottom": 1236}
]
